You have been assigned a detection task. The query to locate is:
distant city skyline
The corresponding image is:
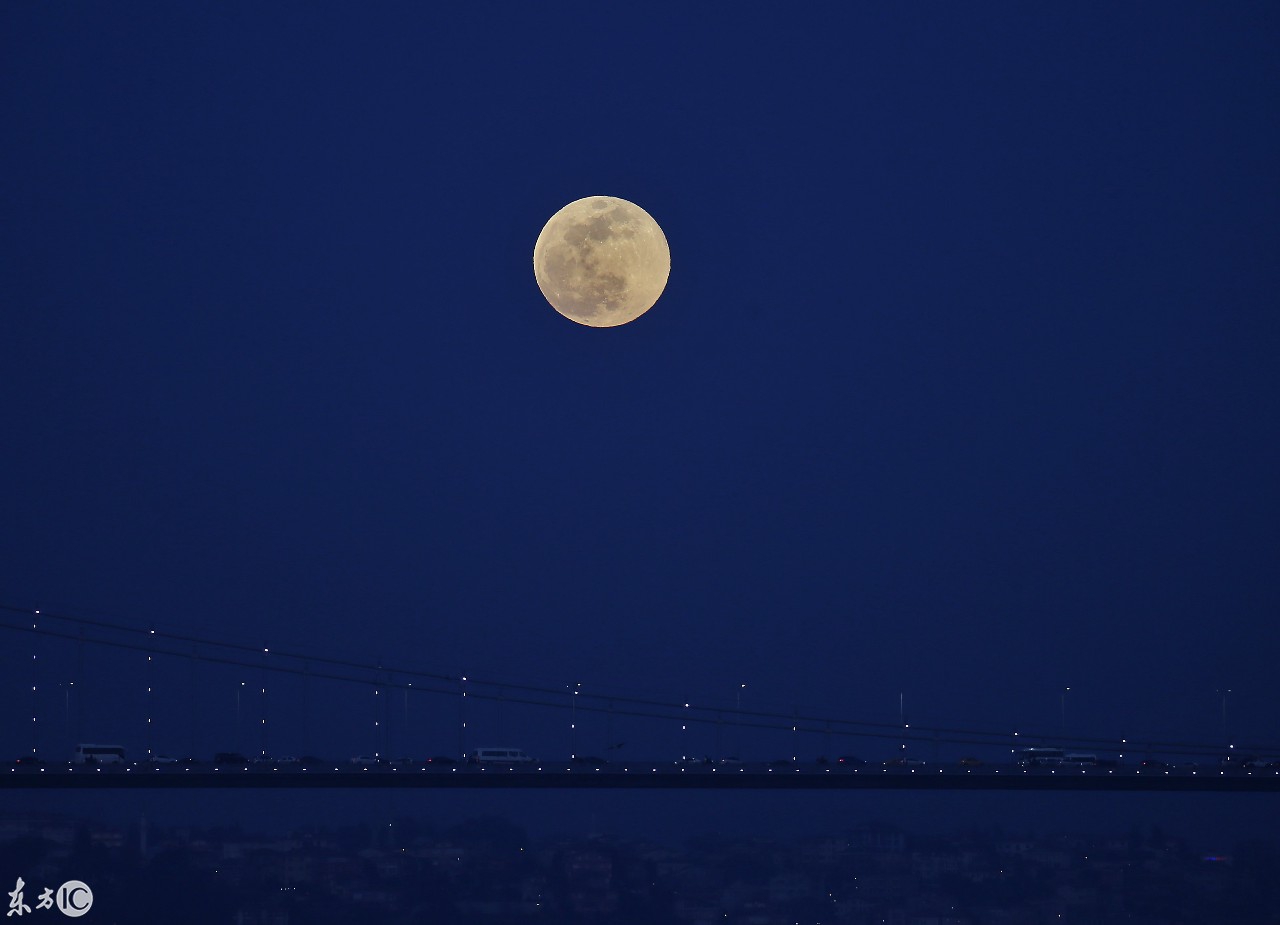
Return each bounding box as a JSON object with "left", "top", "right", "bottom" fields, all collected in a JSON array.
[{"left": 2, "top": 805, "right": 1277, "bottom": 922}]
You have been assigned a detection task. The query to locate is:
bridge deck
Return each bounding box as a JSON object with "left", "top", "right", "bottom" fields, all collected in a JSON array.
[{"left": 5, "top": 766, "right": 1278, "bottom": 792}]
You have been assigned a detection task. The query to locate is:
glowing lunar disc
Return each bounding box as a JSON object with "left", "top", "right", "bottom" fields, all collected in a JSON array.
[{"left": 533, "top": 196, "right": 670, "bottom": 327}]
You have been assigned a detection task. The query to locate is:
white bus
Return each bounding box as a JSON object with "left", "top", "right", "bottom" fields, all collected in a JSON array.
[
  {"left": 73, "top": 744, "right": 126, "bottom": 765},
  {"left": 1015, "top": 747, "right": 1064, "bottom": 767},
  {"left": 469, "top": 747, "right": 534, "bottom": 765}
]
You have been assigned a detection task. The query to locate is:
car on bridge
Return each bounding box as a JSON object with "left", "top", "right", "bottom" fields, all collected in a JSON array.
[
  {"left": 1063, "top": 753, "right": 1098, "bottom": 766},
  {"left": 674, "top": 756, "right": 711, "bottom": 767},
  {"left": 884, "top": 758, "right": 926, "bottom": 768},
  {"left": 1219, "top": 754, "right": 1257, "bottom": 770}
]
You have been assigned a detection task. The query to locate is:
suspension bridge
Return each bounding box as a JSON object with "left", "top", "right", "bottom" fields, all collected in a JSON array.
[{"left": 3, "top": 603, "right": 1277, "bottom": 792}]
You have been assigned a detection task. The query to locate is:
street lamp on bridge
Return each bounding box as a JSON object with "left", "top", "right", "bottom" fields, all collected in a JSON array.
[
  {"left": 1217, "top": 689, "right": 1231, "bottom": 746},
  {"left": 235, "top": 681, "right": 245, "bottom": 754},
  {"left": 736, "top": 684, "right": 746, "bottom": 756},
  {"left": 568, "top": 682, "right": 581, "bottom": 757}
]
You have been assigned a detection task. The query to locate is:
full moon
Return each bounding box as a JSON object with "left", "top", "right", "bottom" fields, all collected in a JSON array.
[{"left": 533, "top": 196, "right": 670, "bottom": 327}]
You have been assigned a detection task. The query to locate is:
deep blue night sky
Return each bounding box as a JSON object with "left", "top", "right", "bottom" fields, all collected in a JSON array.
[{"left": 3, "top": 3, "right": 1278, "bottom": 839}]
